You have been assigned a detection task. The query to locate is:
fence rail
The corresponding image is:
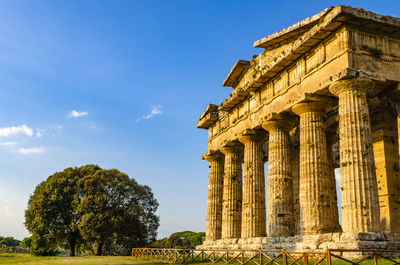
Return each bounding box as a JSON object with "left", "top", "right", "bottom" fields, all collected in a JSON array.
[
  {"left": 0, "top": 246, "right": 30, "bottom": 254},
  {"left": 132, "top": 248, "right": 400, "bottom": 265}
]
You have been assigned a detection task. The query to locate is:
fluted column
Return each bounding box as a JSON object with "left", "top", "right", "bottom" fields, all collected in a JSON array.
[
  {"left": 292, "top": 102, "right": 336, "bottom": 234},
  {"left": 220, "top": 143, "right": 243, "bottom": 239},
  {"left": 326, "top": 133, "right": 340, "bottom": 232},
  {"left": 371, "top": 107, "right": 400, "bottom": 232},
  {"left": 290, "top": 139, "right": 300, "bottom": 235},
  {"left": 329, "top": 78, "right": 380, "bottom": 233},
  {"left": 238, "top": 129, "right": 267, "bottom": 238},
  {"left": 203, "top": 151, "right": 225, "bottom": 241},
  {"left": 263, "top": 116, "right": 294, "bottom": 237}
]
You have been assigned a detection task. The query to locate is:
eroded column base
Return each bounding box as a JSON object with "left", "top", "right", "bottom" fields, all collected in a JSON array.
[
  {"left": 197, "top": 233, "right": 400, "bottom": 258},
  {"left": 197, "top": 237, "right": 266, "bottom": 250}
]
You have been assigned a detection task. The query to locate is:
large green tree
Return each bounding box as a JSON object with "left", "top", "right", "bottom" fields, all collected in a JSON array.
[
  {"left": 77, "top": 169, "right": 159, "bottom": 255},
  {"left": 25, "top": 165, "right": 100, "bottom": 256},
  {"left": 25, "top": 165, "right": 159, "bottom": 256}
]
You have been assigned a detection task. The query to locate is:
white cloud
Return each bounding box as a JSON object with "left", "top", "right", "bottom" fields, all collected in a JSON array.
[
  {"left": 0, "top": 142, "right": 17, "bottom": 146},
  {"left": 0, "top": 125, "right": 33, "bottom": 137},
  {"left": 36, "top": 129, "right": 45, "bottom": 138},
  {"left": 136, "top": 105, "right": 163, "bottom": 122},
  {"left": 18, "top": 147, "right": 45, "bottom": 154},
  {"left": 68, "top": 110, "right": 88, "bottom": 118}
]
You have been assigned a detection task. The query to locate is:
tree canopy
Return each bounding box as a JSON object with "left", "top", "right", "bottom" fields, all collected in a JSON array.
[
  {"left": 149, "top": 231, "right": 205, "bottom": 249},
  {"left": 20, "top": 236, "right": 33, "bottom": 248},
  {"left": 0, "top": 236, "right": 21, "bottom": 247},
  {"left": 25, "top": 165, "right": 159, "bottom": 256}
]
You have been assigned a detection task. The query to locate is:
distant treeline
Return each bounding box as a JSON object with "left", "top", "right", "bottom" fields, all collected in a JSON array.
[
  {"left": 149, "top": 231, "right": 205, "bottom": 249},
  {"left": 0, "top": 236, "right": 32, "bottom": 248}
]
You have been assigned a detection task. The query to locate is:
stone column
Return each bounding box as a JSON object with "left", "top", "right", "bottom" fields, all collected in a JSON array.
[
  {"left": 329, "top": 78, "right": 380, "bottom": 233},
  {"left": 292, "top": 102, "right": 336, "bottom": 234},
  {"left": 290, "top": 137, "right": 300, "bottom": 235},
  {"left": 262, "top": 116, "right": 294, "bottom": 237},
  {"left": 371, "top": 107, "right": 400, "bottom": 233},
  {"left": 203, "top": 151, "right": 224, "bottom": 241},
  {"left": 326, "top": 133, "right": 341, "bottom": 232},
  {"left": 220, "top": 142, "right": 243, "bottom": 239},
  {"left": 238, "top": 129, "right": 267, "bottom": 238}
]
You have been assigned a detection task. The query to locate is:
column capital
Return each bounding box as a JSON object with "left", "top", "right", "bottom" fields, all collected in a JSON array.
[
  {"left": 292, "top": 101, "right": 326, "bottom": 116},
  {"left": 262, "top": 113, "right": 296, "bottom": 132},
  {"left": 202, "top": 150, "right": 224, "bottom": 162},
  {"left": 220, "top": 141, "right": 243, "bottom": 155},
  {"left": 329, "top": 78, "right": 375, "bottom": 96},
  {"left": 238, "top": 129, "right": 267, "bottom": 144}
]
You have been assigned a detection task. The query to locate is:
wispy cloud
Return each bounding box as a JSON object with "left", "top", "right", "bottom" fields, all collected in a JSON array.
[
  {"left": 49, "top": 124, "right": 63, "bottom": 130},
  {"left": 36, "top": 129, "right": 45, "bottom": 138},
  {"left": 0, "top": 142, "right": 17, "bottom": 146},
  {"left": 18, "top": 147, "right": 45, "bottom": 154},
  {"left": 67, "top": 110, "right": 88, "bottom": 118},
  {"left": 0, "top": 125, "right": 33, "bottom": 137},
  {"left": 136, "top": 105, "right": 163, "bottom": 123}
]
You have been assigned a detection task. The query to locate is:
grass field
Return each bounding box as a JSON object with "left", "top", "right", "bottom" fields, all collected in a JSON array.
[{"left": 0, "top": 254, "right": 167, "bottom": 265}]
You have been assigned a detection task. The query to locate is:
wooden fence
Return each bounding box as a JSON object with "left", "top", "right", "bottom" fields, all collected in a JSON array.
[
  {"left": 0, "top": 246, "right": 30, "bottom": 254},
  {"left": 132, "top": 248, "right": 400, "bottom": 265}
]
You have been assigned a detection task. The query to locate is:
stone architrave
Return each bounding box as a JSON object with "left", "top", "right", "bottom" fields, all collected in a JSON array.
[
  {"left": 220, "top": 142, "right": 243, "bottom": 239},
  {"left": 262, "top": 115, "right": 295, "bottom": 237},
  {"left": 202, "top": 151, "right": 225, "bottom": 241},
  {"left": 238, "top": 129, "right": 267, "bottom": 238},
  {"left": 292, "top": 102, "right": 336, "bottom": 234},
  {"left": 329, "top": 78, "right": 380, "bottom": 233}
]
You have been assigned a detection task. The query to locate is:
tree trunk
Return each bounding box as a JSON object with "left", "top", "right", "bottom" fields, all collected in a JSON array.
[
  {"left": 69, "top": 238, "right": 76, "bottom": 257},
  {"left": 96, "top": 242, "right": 103, "bottom": 256}
]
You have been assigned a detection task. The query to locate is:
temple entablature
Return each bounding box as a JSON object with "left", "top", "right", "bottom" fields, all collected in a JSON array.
[{"left": 198, "top": 5, "right": 400, "bottom": 155}]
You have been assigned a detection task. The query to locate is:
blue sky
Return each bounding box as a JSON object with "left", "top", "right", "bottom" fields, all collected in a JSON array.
[{"left": 0, "top": 0, "right": 398, "bottom": 240}]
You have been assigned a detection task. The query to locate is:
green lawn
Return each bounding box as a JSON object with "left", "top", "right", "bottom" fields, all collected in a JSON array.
[{"left": 0, "top": 254, "right": 165, "bottom": 265}]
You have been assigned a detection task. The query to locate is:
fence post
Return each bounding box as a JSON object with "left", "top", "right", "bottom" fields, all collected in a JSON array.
[
  {"left": 326, "top": 249, "right": 331, "bottom": 265},
  {"left": 283, "top": 251, "right": 287, "bottom": 265},
  {"left": 374, "top": 251, "right": 378, "bottom": 265},
  {"left": 304, "top": 253, "right": 308, "bottom": 265}
]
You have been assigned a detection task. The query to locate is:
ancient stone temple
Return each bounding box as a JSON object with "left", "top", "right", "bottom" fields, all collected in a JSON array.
[{"left": 197, "top": 6, "right": 400, "bottom": 251}]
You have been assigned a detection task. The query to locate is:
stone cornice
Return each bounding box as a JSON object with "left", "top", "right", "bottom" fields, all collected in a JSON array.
[
  {"left": 254, "top": 6, "right": 333, "bottom": 50},
  {"left": 218, "top": 90, "right": 249, "bottom": 111},
  {"left": 197, "top": 104, "right": 219, "bottom": 129},
  {"left": 254, "top": 5, "right": 400, "bottom": 50},
  {"left": 223, "top": 60, "right": 250, "bottom": 88}
]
